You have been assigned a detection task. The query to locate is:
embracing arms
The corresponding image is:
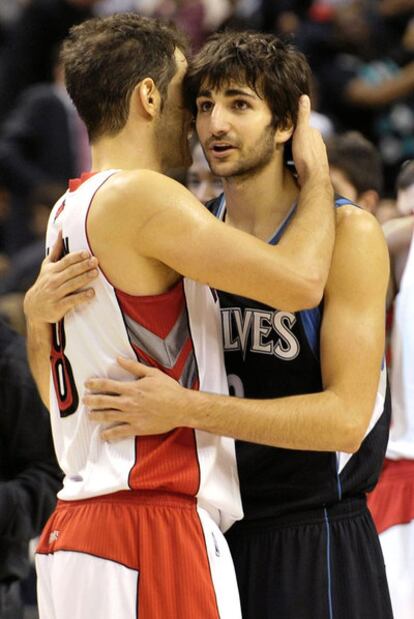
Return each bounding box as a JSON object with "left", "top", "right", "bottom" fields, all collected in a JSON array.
[{"left": 85, "top": 206, "right": 389, "bottom": 453}]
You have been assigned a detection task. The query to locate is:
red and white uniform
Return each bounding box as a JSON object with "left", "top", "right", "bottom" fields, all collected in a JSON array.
[
  {"left": 368, "top": 230, "right": 414, "bottom": 619},
  {"left": 36, "top": 170, "right": 242, "bottom": 619}
]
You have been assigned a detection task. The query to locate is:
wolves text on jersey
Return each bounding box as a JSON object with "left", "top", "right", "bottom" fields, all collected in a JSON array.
[{"left": 221, "top": 307, "right": 300, "bottom": 360}]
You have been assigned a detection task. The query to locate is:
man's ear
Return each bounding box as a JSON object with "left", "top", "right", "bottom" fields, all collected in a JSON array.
[
  {"left": 132, "top": 78, "right": 161, "bottom": 119},
  {"left": 275, "top": 118, "right": 294, "bottom": 145}
]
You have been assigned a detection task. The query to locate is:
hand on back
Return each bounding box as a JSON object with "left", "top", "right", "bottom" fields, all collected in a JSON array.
[{"left": 24, "top": 233, "right": 99, "bottom": 324}]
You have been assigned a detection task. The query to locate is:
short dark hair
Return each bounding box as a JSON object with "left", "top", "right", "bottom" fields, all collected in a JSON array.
[
  {"left": 61, "top": 13, "right": 188, "bottom": 141},
  {"left": 396, "top": 160, "right": 414, "bottom": 191},
  {"left": 185, "top": 31, "right": 311, "bottom": 128},
  {"left": 326, "top": 131, "right": 383, "bottom": 196}
]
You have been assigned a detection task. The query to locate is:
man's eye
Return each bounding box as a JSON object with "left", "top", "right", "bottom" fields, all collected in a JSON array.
[
  {"left": 234, "top": 100, "right": 248, "bottom": 110},
  {"left": 198, "top": 101, "right": 212, "bottom": 112}
]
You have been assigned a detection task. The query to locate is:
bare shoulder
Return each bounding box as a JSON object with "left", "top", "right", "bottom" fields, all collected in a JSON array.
[
  {"left": 335, "top": 203, "right": 387, "bottom": 248},
  {"left": 326, "top": 203, "right": 389, "bottom": 295},
  {"left": 89, "top": 169, "right": 197, "bottom": 235},
  {"left": 101, "top": 169, "right": 184, "bottom": 205}
]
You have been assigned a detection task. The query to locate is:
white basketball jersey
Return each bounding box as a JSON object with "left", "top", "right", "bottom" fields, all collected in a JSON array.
[{"left": 46, "top": 170, "right": 242, "bottom": 531}]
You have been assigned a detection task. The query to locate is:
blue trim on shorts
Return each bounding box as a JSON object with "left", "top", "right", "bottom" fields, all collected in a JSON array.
[
  {"left": 335, "top": 456, "right": 343, "bottom": 502},
  {"left": 324, "top": 508, "right": 334, "bottom": 619}
]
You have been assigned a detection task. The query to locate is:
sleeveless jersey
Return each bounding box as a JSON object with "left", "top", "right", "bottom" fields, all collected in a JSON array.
[
  {"left": 46, "top": 170, "right": 242, "bottom": 531},
  {"left": 208, "top": 194, "right": 390, "bottom": 520}
]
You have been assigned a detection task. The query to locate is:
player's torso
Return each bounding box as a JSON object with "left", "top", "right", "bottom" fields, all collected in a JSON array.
[
  {"left": 209, "top": 194, "right": 391, "bottom": 521},
  {"left": 46, "top": 172, "right": 242, "bottom": 529}
]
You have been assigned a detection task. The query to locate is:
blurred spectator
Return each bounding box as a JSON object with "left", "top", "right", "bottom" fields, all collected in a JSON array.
[
  {"left": 0, "top": 54, "right": 90, "bottom": 254},
  {"left": 0, "top": 317, "right": 62, "bottom": 618},
  {"left": 0, "top": 0, "right": 25, "bottom": 47},
  {"left": 0, "top": 183, "right": 64, "bottom": 298},
  {"left": 0, "top": 0, "right": 101, "bottom": 123},
  {"left": 186, "top": 141, "right": 223, "bottom": 204},
  {"left": 0, "top": 183, "right": 11, "bottom": 276},
  {"left": 383, "top": 161, "right": 414, "bottom": 301},
  {"left": 309, "top": 76, "right": 335, "bottom": 138},
  {"left": 153, "top": 0, "right": 233, "bottom": 50},
  {"left": 260, "top": 0, "right": 313, "bottom": 35},
  {"left": 326, "top": 131, "right": 384, "bottom": 213},
  {"left": 318, "top": 1, "right": 414, "bottom": 194}
]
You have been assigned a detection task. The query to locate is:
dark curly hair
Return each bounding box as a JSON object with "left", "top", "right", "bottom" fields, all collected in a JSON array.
[{"left": 185, "top": 31, "right": 311, "bottom": 129}]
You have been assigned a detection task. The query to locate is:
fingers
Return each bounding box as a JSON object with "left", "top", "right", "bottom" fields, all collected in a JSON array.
[
  {"left": 296, "top": 94, "right": 310, "bottom": 126},
  {"left": 84, "top": 377, "right": 128, "bottom": 394},
  {"left": 84, "top": 394, "right": 123, "bottom": 411},
  {"left": 53, "top": 253, "right": 97, "bottom": 276},
  {"left": 88, "top": 408, "right": 126, "bottom": 421},
  {"left": 101, "top": 424, "right": 136, "bottom": 442},
  {"left": 58, "top": 269, "right": 98, "bottom": 296},
  {"left": 49, "top": 231, "right": 64, "bottom": 262},
  {"left": 117, "top": 357, "right": 154, "bottom": 377},
  {"left": 60, "top": 288, "right": 95, "bottom": 313}
]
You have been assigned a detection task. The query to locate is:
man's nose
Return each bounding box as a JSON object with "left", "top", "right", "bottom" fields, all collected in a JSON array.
[{"left": 209, "top": 106, "right": 230, "bottom": 136}]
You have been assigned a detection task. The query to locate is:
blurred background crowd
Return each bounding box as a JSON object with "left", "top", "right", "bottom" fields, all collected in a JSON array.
[{"left": 0, "top": 1, "right": 413, "bottom": 618}]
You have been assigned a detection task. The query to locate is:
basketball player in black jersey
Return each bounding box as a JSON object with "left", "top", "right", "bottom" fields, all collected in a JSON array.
[{"left": 25, "top": 31, "right": 392, "bottom": 619}]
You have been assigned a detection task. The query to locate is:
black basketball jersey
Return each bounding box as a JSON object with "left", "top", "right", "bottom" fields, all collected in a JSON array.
[{"left": 208, "top": 194, "right": 391, "bottom": 520}]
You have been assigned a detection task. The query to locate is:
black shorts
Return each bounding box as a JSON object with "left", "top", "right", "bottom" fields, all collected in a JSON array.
[{"left": 225, "top": 497, "right": 393, "bottom": 619}]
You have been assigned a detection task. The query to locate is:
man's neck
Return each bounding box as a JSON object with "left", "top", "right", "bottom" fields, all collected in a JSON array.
[
  {"left": 222, "top": 157, "right": 299, "bottom": 241},
  {"left": 90, "top": 126, "right": 163, "bottom": 174}
]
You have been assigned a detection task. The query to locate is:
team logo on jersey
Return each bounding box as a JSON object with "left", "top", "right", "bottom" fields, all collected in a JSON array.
[
  {"left": 53, "top": 200, "right": 66, "bottom": 222},
  {"left": 48, "top": 530, "right": 60, "bottom": 544},
  {"left": 221, "top": 308, "right": 300, "bottom": 360}
]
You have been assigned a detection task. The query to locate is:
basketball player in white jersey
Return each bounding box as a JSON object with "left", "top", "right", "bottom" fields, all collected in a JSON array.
[
  {"left": 60, "top": 32, "right": 391, "bottom": 618},
  {"left": 23, "top": 14, "right": 335, "bottom": 619}
]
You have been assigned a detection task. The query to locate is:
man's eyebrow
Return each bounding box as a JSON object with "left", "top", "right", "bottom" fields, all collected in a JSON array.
[{"left": 196, "top": 88, "right": 257, "bottom": 99}]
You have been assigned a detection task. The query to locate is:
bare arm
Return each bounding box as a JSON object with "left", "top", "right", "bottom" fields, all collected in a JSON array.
[
  {"left": 113, "top": 96, "right": 333, "bottom": 311},
  {"left": 345, "top": 61, "right": 414, "bottom": 108},
  {"left": 86, "top": 206, "right": 389, "bottom": 454},
  {"left": 24, "top": 96, "right": 333, "bottom": 404}
]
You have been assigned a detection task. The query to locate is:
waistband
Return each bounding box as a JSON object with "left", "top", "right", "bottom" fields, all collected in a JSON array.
[
  {"left": 230, "top": 496, "right": 368, "bottom": 532},
  {"left": 57, "top": 489, "right": 197, "bottom": 510}
]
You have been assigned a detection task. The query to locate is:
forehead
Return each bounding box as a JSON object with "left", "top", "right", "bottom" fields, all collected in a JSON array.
[{"left": 197, "top": 78, "right": 262, "bottom": 100}]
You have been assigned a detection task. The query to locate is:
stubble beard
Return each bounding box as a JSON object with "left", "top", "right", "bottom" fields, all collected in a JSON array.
[{"left": 208, "top": 123, "right": 276, "bottom": 181}]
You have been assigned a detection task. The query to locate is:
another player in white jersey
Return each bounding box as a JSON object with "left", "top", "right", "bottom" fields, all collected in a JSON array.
[{"left": 24, "top": 14, "right": 335, "bottom": 619}]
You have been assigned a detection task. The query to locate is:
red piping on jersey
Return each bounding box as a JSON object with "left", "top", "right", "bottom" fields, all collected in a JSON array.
[{"left": 69, "top": 171, "right": 97, "bottom": 192}]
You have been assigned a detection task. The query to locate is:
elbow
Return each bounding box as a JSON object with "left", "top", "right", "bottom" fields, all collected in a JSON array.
[
  {"left": 295, "top": 272, "right": 325, "bottom": 311},
  {"left": 338, "top": 416, "right": 367, "bottom": 454}
]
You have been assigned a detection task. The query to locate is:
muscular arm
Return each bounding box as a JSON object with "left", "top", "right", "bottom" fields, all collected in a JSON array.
[
  {"left": 130, "top": 96, "right": 334, "bottom": 311},
  {"left": 88, "top": 206, "right": 389, "bottom": 453},
  {"left": 24, "top": 96, "right": 333, "bottom": 407}
]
